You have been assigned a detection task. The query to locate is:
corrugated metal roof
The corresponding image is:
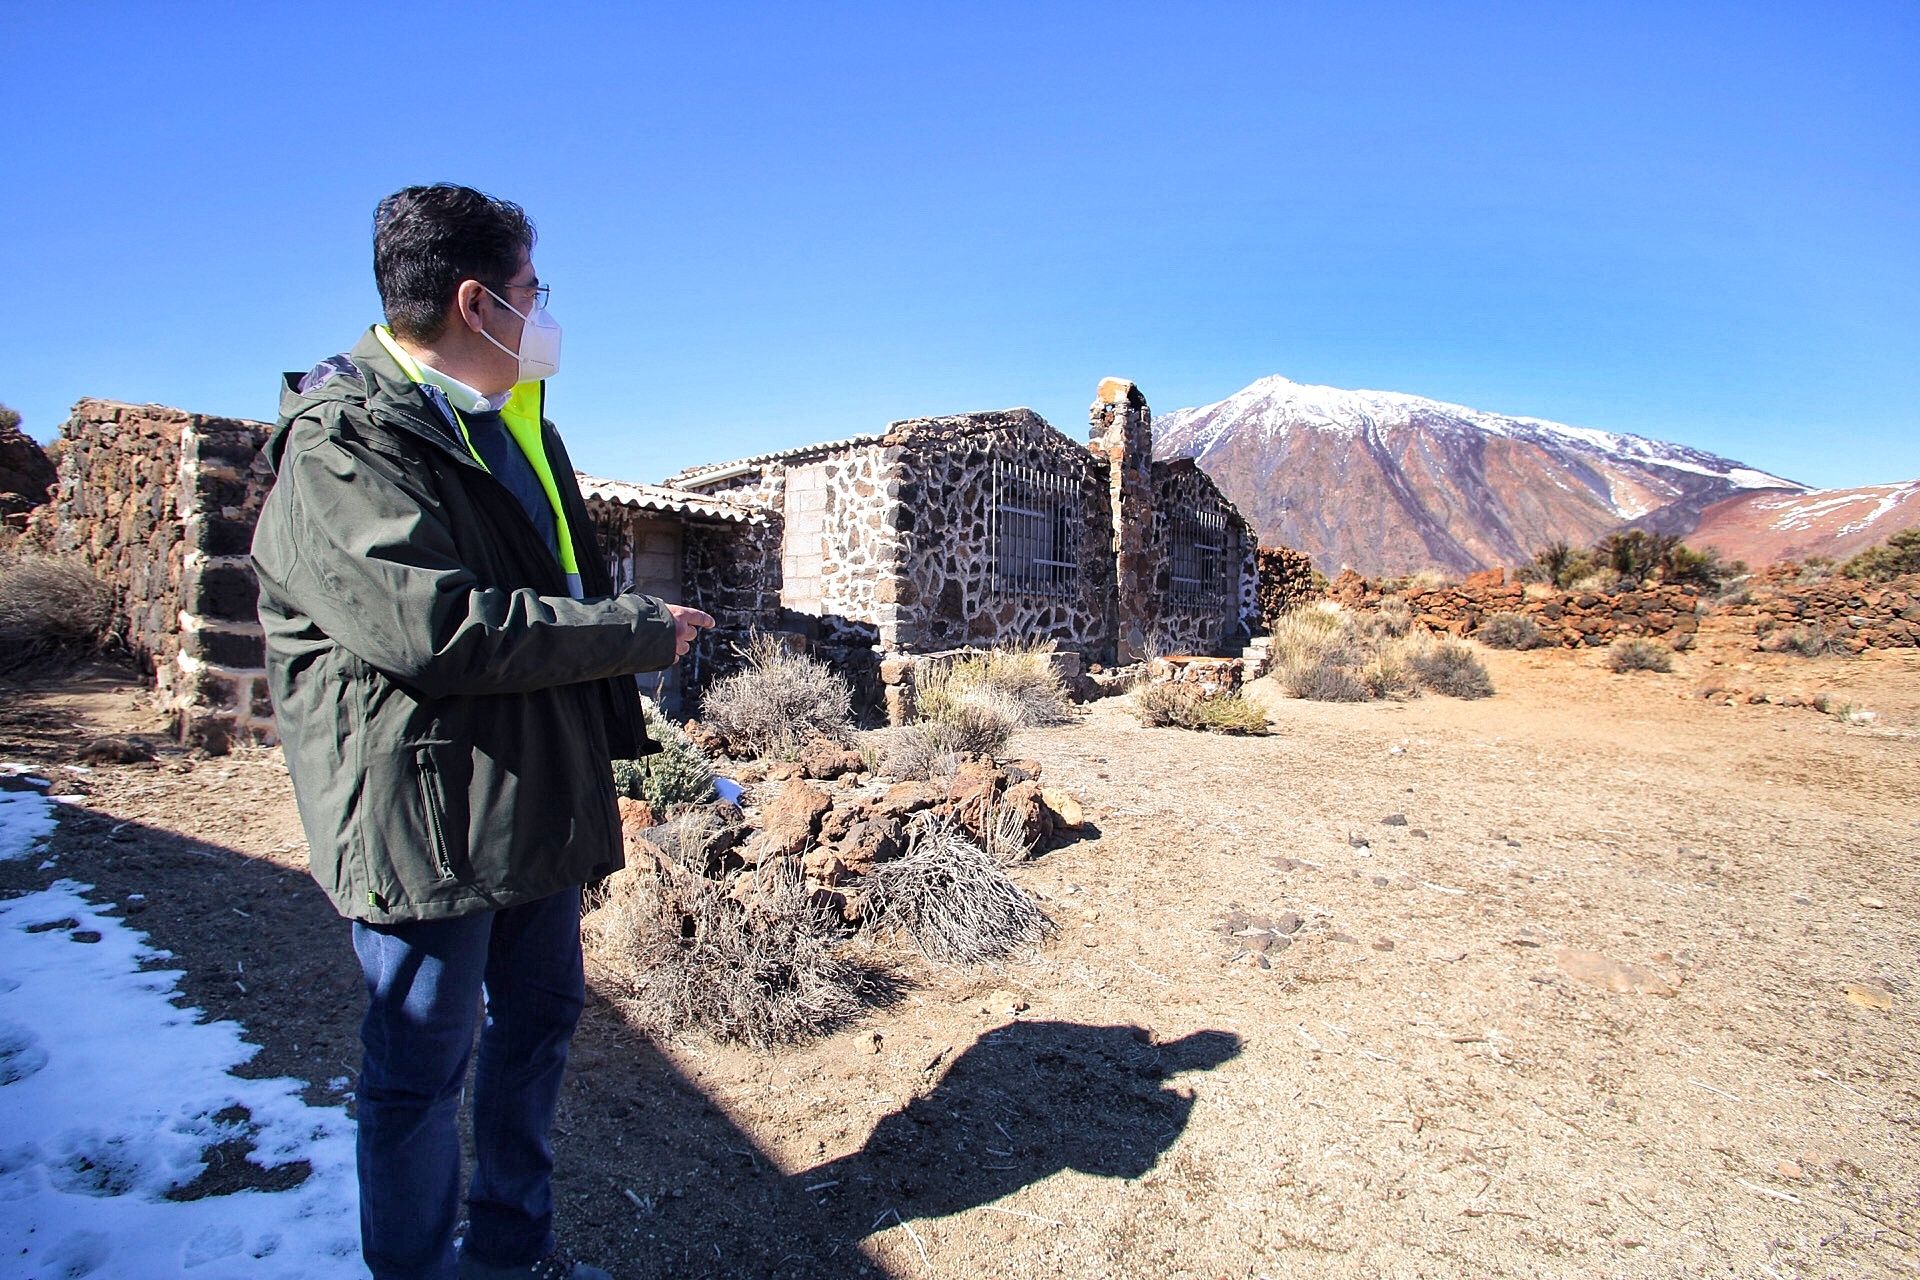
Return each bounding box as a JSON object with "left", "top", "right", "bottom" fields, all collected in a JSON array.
[
  {"left": 575, "top": 473, "right": 761, "bottom": 524},
  {"left": 665, "top": 433, "right": 887, "bottom": 487}
]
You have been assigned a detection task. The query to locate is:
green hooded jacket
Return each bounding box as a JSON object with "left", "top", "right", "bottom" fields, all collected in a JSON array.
[{"left": 252, "top": 327, "right": 678, "bottom": 923}]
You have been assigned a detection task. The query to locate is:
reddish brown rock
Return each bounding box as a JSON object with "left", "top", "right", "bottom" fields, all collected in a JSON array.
[
  {"left": 868, "top": 780, "right": 944, "bottom": 822},
  {"left": 749, "top": 778, "right": 832, "bottom": 860},
  {"left": 797, "top": 736, "right": 865, "bottom": 780},
  {"left": 616, "top": 796, "right": 658, "bottom": 841}
]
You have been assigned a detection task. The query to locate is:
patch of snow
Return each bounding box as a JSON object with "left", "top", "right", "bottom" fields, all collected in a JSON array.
[
  {"left": 0, "top": 788, "right": 59, "bottom": 862},
  {"left": 0, "top": 874, "right": 361, "bottom": 1278}
]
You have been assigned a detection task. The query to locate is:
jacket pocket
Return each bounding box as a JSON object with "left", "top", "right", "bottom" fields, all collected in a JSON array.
[{"left": 413, "top": 746, "right": 458, "bottom": 884}]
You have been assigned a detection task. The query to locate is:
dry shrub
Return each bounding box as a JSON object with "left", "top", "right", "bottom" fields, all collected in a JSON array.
[
  {"left": 1132, "top": 681, "right": 1204, "bottom": 727},
  {"left": 1759, "top": 624, "right": 1847, "bottom": 658},
  {"left": 914, "top": 644, "right": 1073, "bottom": 730},
  {"left": 980, "top": 799, "right": 1037, "bottom": 866},
  {"left": 877, "top": 705, "right": 1013, "bottom": 780},
  {"left": 1269, "top": 604, "right": 1437, "bottom": 703},
  {"left": 1409, "top": 640, "right": 1494, "bottom": 698},
  {"left": 0, "top": 553, "right": 115, "bottom": 674},
  {"left": 1130, "top": 683, "right": 1269, "bottom": 733},
  {"left": 1280, "top": 656, "right": 1369, "bottom": 702},
  {"left": 698, "top": 631, "right": 854, "bottom": 758},
  {"left": 1358, "top": 640, "right": 1421, "bottom": 699},
  {"left": 1607, "top": 637, "right": 1674, "bottom": 673},
  {"left": 1476, "top": 611, "right": 1543, "bottom": 650},
  {"left": 610, "top": 698, "right": 715, "bottom": 811},
  {"left": 865, "top": 813, "right": 1057, "bottom": 965},
  {"left": 1268, "top": 606, "right": 1358, "bottom": 671},
  {"left": 584, "top": 824, "right": 874, "bottom": 1047},
  {"left": 1370, "top": 597, "right": 1414, "bottom": 637},
  {"left": 1190, "top": 694, "right": 1271, "bottom": 734}
]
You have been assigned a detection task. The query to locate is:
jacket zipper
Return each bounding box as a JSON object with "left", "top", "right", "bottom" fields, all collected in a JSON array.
[{"left": 415, "top": 748, "right": 457, "bottom": 883}]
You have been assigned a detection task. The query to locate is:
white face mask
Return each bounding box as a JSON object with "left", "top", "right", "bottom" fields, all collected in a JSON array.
[{"left": 478, "top": 285, "right": 562, "bottom": 382}]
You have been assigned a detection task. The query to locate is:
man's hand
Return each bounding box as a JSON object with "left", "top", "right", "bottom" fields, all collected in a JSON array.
[{"left": 666, "top": 604, "right": 716, "bottom": 660}]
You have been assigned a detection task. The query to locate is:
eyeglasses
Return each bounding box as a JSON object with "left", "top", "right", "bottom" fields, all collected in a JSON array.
[{"left": 483, "top": 279, "right": 551, "bottom": 311}]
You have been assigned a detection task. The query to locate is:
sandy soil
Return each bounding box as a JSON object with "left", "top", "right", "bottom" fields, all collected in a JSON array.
[{"left": 2, "top": 626, "right": 1915, "bottom": 1279}]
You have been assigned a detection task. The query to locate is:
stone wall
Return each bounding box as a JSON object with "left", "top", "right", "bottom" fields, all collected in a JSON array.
[
  {"left": 888, "top": 411, "right": 1115, "bottom": 654},
  {"left": 1326, "top": 567, "right": 1705, "bottom": 648},
  {"left": 26, "top": 399, "right": 273, "bottom": 750},
  {"left": 1254, "top": 545, "right": 1320, "bottom": 627},
  {"left": 0, "top": 416, "right": 56, "bottom": 533},
  {"left": 1723, "top": 571, "right": 1919, "bottom": 651},
  {"left": 1143, "top": 458, "right": 1257, "bottom": 655}
]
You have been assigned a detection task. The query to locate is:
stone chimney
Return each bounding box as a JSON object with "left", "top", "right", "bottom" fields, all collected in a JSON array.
[{"left": 1089, "top": 377, "right": 1152, "bottom": 663}]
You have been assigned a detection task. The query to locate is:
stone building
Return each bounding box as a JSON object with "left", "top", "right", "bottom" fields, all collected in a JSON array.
[
  {"left": 25, "top": 399, "right": 277, "bottom": 751},
  {"left": 25, "top": 378, "right": 1252, "bottom": 747},
  {"left": 664, "top": 378, "right": 1257, "bottom": 666}
]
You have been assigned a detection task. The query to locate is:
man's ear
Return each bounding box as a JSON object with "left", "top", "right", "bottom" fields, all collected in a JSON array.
[{"left": 454, "top": 279, "right": 491, "bottom": 334}]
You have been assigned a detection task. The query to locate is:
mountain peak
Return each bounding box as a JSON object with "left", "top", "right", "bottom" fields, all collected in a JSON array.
[{"left": 1152, "top": 374, "right": 1804, "bottom": 576}]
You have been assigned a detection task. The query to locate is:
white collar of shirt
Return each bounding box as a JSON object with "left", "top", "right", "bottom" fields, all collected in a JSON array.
[{"left": 412, "top": 358, "right": 512, "bottom": 414}]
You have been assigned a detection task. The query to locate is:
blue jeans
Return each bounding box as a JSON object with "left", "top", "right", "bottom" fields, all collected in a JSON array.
[{"left": 351, "top": 888, "right": 586, "bottom": 1280}]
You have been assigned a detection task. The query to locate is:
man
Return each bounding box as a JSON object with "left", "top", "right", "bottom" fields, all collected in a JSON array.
[{"left": 253, "top": 183, "right": 712, "bottom": 1280}]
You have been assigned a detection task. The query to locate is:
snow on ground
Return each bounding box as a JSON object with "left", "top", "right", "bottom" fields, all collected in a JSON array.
[{"left": 0, "top": 784, "right": 362, "bottom": 1279}]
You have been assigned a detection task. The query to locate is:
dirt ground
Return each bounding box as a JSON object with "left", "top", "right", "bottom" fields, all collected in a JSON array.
[{"left": 2, "top": 621, "right": 1916, "bottom": 1279}]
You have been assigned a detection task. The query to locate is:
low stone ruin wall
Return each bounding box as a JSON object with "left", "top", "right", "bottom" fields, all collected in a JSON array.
[
  {"left": 1253, "top": 546, "right": 1319, "bottom": 628},
  {"left": 27, "top": 399, "right": 273, "bottom": 750},
  {"left": 1720, "top": 572, "right": 1919, "bottom": 651},
  {"left": 1325, "top": 568, "right": 1704, "bottom": 648}
]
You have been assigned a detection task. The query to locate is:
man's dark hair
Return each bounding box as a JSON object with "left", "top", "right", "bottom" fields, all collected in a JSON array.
[{"left": 373, "top": 184, "right": 535, "bottom": 342}]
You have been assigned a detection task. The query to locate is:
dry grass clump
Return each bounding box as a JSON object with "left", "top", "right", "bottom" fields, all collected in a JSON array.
[
  {"left": 699, "top": 631, "right": 854, "bottom": 758},
  {"left": 914, "top": 643, "right": 1074, "bottom": 730},
  {"left": 1476, "top": 611, "right": 1543, "bottom": 650},
  {"left": 1130, "top": 683, "right": 1271, "bottom": 733},
  {"left": 1408, "top": 640, "right": 1495, "bottom": 698},
  {"left": 0, "top": 553, "right": 116, "bottom": 674},
  {"left": 583, "top": 821, "right": 873, "bottom": 1047},
  {"left": 610, "top": 698, "right": 715, "bottom": 811},
  {"left": 1759, "top": 624, "right": 1847, "bottom": 658},
  {"left": 876, "top": 706, "right": 1013, "bottom": 781},
  {"left": 1370, "top": 597, "right": 1415, "bottom": 637},
  {"left": 865, "top": 813, "right": 1057, "bottom": 965},
  {"left": 1269, "top": 605, "right": 1453, "bottom": 702},
  {"left": 1607, "top": 637, "right": 1674, "bottom": 673}
]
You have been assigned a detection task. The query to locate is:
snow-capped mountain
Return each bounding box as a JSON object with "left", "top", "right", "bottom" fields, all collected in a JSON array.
[
  {"left": 1683, "top": 480, "right": 1920, "bottom": 567},
  {"left": 1153, "top": 374, "right": 1805, "bottom": 576}
]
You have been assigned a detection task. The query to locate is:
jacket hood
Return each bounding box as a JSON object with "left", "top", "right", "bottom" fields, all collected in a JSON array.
[{"left": 267, "top": 327, "right": 478, "bottom": 475}]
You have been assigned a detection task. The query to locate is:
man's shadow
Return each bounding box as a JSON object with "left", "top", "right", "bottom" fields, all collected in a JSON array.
[
  {"left": 571, "top": 1014, "right": 1239, "bottom": 1277},
  {"left": 799, "top": 1021, "right": 1241, "bottom": 1230}
]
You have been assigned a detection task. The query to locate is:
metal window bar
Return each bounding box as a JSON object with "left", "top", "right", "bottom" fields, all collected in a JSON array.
[
  {"left": 990, "top": 458, "right": 1078, "bottom": 598},
  {"left": 1169, "top": 506, "right": 1229, "bottom": 606}
]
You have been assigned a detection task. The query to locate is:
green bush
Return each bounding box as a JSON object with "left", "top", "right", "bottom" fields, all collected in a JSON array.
[
  {"left": 1842, "top": 529, "right": 1920, "bottom": 583},
  {"left": 611, "top": 699, "right": 717, "bottom": 811},
  {"left": 1409, "top": 640, "right": 1494, "bottom": 698},
  {"left": 1606, "top": 637, "right": 1674, "bottom": 673},
  {"left": 1476, "top": 611, "right": 1543, "bottom": 650}
]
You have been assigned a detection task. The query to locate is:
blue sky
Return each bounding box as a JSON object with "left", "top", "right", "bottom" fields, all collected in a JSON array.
[{"left": 4, "top": 2, "right": 1915, "bottom": 489}]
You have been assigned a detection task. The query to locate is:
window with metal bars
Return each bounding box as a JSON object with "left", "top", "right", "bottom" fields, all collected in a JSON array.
[
  {"left": 989, "top": 459, "right": 1078, "bottom": 598},
  {"left": 1169, "top": 506, "right": 1230, "bottom": 605}
]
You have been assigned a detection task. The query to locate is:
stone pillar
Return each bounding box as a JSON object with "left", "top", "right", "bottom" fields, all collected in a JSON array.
[{"left": 1089, "top": 377, "right": 1153, "bottom": 663}]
